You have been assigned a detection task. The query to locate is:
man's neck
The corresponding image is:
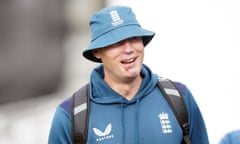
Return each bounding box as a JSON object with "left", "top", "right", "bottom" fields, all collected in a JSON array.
[{"left": 104, "top": 75, "right": 142, "bottom": 100}]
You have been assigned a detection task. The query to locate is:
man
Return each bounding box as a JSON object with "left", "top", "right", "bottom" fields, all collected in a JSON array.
[
  {"left": 48, "top": 5, "right": 209, "bottom": 144},
  {"left": 219, "top": 130, "right": 240, "bottom": 144}
]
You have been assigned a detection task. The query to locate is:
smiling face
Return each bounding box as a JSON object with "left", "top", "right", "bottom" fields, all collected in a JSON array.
[{"left": 93, "top": 37, "right": 144, "bottom": 83}]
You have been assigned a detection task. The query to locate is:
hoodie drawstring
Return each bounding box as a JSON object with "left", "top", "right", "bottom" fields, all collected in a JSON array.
[
  {"left": 121, "top": 99, "right": 140, "bottom": 144},
  {"left": 121, "top": 103, "right": 125, "bottom": 144},
  {"left": 135, "top": 99, "right": 140, "bottom": 144}
]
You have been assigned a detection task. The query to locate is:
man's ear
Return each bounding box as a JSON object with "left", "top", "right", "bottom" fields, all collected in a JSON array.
[{"left": 92, "top": 50, "right": 101, "bottom": 59}]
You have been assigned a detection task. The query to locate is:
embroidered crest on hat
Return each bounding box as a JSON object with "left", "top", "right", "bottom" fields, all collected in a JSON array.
[{"left": 110, "top": 10, "right": 124, "bottom": 26}]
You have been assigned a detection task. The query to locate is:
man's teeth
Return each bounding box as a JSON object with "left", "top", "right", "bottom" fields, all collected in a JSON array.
[{"left": 122, "top": 58, "right": 134, "bottom": 63}]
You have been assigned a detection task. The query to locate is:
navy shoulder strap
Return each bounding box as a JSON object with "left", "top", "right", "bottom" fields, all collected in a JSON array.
[
  {"left": 72, "top": 83, "right": 89, "bottom": 144},
  {"left": 157, "top": 78, "right": 191, "bottom": 144}
]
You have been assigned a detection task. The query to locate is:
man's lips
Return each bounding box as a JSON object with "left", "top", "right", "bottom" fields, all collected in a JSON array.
[{"left": 120, "top": 57, "right": 136, "bottom": 64}]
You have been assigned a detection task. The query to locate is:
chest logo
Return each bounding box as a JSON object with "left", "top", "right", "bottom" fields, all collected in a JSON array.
[
  {"left": 93, "top": 123, "right": 114, "bottom": 142},
  {"left": 158, "top": 112, "right": 173, "bottom": 134}
]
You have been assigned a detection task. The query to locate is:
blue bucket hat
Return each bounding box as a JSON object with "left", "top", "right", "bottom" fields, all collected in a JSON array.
[{"left": 83, "top": 5, "right": 155, "bottom": 62}]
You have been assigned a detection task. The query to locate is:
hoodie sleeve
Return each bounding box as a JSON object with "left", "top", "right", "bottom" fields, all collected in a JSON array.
[
  {"left": 48, "top": 104, "right": 72, "bottom": 144},
  {"left": 219, "top": 130, "right": 240, "bottom": 144},
  {"left": 175, "top": 82, "right": 209, "bottom": 144}
]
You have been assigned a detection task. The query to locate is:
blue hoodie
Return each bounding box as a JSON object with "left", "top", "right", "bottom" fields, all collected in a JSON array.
[
  {"left": 48, "top": 64, "right": 209, "bottom": 144},
  {"left": 219, "top": 130, "right": 240, "bottom": 144}
]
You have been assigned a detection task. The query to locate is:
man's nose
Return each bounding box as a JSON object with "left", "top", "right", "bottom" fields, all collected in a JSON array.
[{"left": 122, "top": 40, "right": 133, "bottom": 52}]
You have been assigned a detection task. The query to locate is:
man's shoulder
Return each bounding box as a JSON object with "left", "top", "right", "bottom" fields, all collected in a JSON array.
[
  {"left": 158, "top": 77, "right": 187, "bottom": 94},
  {"left": 58, "top": 84, "right": 88, "bottom": 115},
  {"left": 59, "top": 96, "right": 73, "bottom": 115},
  {"left": 173, "top": 81, "right": 187, "bottom": 94}
]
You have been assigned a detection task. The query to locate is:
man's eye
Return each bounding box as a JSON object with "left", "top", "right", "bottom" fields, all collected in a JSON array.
[
  {"left": 129, "top": 37, "right": 142, "bottom": 42},
  {"left": 111, "top": 41, "right": 122, "bottom": 47}
]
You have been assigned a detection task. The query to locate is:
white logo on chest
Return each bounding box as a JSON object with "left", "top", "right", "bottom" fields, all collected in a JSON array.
[
  {"left": 93, "top": 123, "right": 114, "bottom": 142},
  {"left": 158, "top": 112, "right": 173, "bottom": 134}
]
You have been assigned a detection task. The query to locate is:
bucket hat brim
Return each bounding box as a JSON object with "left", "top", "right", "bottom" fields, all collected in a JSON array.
[{"left": 83, "top": 24, "right": 155, "bottom": 63}]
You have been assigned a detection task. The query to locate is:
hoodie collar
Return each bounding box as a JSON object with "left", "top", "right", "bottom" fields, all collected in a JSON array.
[{"left": 89, "top": 64, "right": 158, "bottom": 104}]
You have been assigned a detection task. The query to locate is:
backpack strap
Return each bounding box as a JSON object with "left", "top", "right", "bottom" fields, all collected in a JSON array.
[
  {"left": 72, "top": 79, "right": 191, "bottom": 144},
  {"left": 157, "top": 78, "right": 191, "bottom": 144},
  {"left": 72, "top": 83, "right": 89, "bottom": 144}
]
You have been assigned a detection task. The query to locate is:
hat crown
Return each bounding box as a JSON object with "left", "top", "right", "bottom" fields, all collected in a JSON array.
[{"left": 90, "top": 6, "right": 140, "bottom": 41}]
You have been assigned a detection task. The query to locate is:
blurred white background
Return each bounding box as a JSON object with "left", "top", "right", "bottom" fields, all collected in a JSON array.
[
  {"left": 108, "top": 0, "right": 240, "bottom": 143},
  {"left": 0, "top": 0, "right": 239, "bottom": 143}
]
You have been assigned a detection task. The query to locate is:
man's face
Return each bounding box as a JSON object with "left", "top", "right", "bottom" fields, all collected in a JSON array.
[{"left": 93, "top": 37, "right": 144, "bottom": 82}]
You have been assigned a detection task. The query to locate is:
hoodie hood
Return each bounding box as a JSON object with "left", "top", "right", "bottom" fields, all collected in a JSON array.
[{"left": 89, "top": 64, "right": 158, "bottom": 104}]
